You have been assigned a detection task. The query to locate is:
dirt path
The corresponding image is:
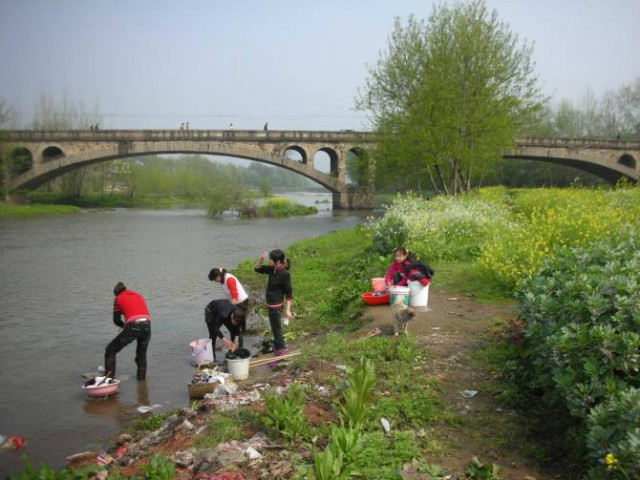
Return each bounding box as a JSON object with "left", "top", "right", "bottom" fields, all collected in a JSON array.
[{"left": 355, "top": 286, "right": 562, "bottom": 480}]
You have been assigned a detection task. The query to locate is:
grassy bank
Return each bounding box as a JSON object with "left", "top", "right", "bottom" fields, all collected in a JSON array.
[{"left": 0, "top": 201, "right": 79, "bottom": 219}]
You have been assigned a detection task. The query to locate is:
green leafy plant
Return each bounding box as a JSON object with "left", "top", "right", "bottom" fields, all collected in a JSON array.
[
  {"left": 140, "top": 454, "right": 175, "bottom": 480},
  {"left": 8, "top": 456, "right": 99, "bottom": 480},
  {"left": 340, "top": 358, "right": 376, "bottom": 429},
  {"left": 464, "top": 456, "right": 500, "bottom": 479},
  {"left": 585, "top": 387, "right": 640, "bottom": 480},
  {"left": 262, "top": 382, "right": 308, "bottom": 443}
]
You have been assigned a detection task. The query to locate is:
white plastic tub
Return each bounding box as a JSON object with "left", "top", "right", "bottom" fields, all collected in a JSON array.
[
  {"left": 226, "top": 357, "right": 250, "bottom": 380},
  {"left": 408, "top": 281, "right": 429, "bottom": 307}
]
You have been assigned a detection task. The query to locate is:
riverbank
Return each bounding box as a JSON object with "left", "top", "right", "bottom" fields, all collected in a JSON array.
[
  {"left": 14, "top": 226, "right": 574, "bottom": 480},
  {"left": 0, "top": 201, "right": 79, "bottom": 218},
  {"left": 0, "top": 192, "right": 320, "bottom": 220}
]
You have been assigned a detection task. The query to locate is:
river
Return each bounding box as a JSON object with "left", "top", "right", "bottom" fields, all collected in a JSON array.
[{"left": 0, "top": 192, "right": 365, "bottom": 476}]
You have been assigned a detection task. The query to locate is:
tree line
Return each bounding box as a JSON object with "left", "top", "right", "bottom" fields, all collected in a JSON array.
[{"left": 356, "top": 0, "right": 639, "bottom": 194}]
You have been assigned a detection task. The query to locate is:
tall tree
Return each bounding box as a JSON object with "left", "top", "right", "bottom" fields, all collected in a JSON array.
[{"left": 357, "top": 0, "right": 544, "bottom": 195}]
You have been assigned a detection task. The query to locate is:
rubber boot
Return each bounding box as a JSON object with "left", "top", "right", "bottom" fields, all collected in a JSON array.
[
  {"left": 268, "top": 348, "right": 288, "bottom": 368},
  {"left": 136, "top": 367, "right": 147, "bottom": 381},
  {"left": 104, "top": 357, "right": 117, "bottom": 379}
]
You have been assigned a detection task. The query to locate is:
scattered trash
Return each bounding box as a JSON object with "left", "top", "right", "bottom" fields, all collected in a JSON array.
[
  {"left": 115, "top": 444, "right": 129, "bottom": 457},
  {"left": 65, "top": 451, "right": 98, "bottom": 466},
  {"left": 380, "top": 417, "right": 391, "bottom": 433},
  {"left": 194, "top": 473, "right": 246, "bottom": 480},
  {"left": 137, "top": 404, "right": 162, "bottom": 414},
  {"left": 245, "top": 446, "right": 262, "bottom": 460},
  {"left": 1, "top": 435, "right": 26, "bottom": 450},
  {"left": 336, "top": 364, "right": 348, "bottom": 371},
  {"left": 96, "top": 453, "right": 115, "bottom": 466},
  {"left": 460, "top": 389, "right": 478, "bottom": 398},
  {"left": 447, "top": 297, "right": 459, "bottom": 301}
]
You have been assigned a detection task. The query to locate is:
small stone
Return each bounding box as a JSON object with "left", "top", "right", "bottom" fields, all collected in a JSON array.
[
  {"left": 380, "top": 418, "right": 391, "bottom": 433},
  {"left": 95, "top": 470, "right": 108, "bottom": 480},
  {"left": 245, "top": 446, "right": 262, "bottom": 460},
  {"left": 116, "top": 433, "right": 133, "bottom": 445},
  {"left": 117, "top": 456, "right": 130, "bottom": 467},
  {"left": 174, "top": 449, "right": 195, "bottom": 467},
  {"left": 178, "top": 419, "right": 195, "bottom": 432},
  {"left": 523, "top": 476, "right": 537, "bottom": 480}
]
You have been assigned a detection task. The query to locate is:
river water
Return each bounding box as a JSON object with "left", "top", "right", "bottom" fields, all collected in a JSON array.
[{"left": 0, "top": 192, "right": 364, "bottom": 476}]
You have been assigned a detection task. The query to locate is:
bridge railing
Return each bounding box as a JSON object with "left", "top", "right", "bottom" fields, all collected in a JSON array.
[{"left": 2, "top": 129, "right": 377, "bottom": 143}]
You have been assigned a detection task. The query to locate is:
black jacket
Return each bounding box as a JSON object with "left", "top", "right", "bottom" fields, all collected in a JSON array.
[
  {"left": 254, "top": 265, "right": 293, "bottom": 307},
  {"left": 204, "top": 299, "right": 240, "bottom": 341}
]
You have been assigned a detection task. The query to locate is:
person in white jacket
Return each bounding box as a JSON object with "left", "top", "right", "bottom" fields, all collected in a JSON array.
[{"left": 208, "top": 268, "right": 249, "bottom": 310}]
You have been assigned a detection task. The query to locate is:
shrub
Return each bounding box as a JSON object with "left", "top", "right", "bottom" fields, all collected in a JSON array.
[
  {"left": 586, "top": 387, "right": 640, "bottom": 480},
  {"left": 517, "top": 227, "right": 640, "bottom": 476},
  {"left": 517, "top": 228, "right": 640, "bottom": 416}
]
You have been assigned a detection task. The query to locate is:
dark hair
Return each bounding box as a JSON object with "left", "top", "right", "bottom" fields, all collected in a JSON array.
[
  {"left": 393, "top": 247, "right": 409, "bottom": 256},
  {"left": 208, "top": 268, "right": 227, "bottom": 282},
  {"left": 232, "top": 307, "right": 247, "bottom": 334},
  {"left": 269, "top": 249, "right": 291, "bottom": 269},
  {"left": 113, "top": 282, "right": 126, "bottom": 296}
]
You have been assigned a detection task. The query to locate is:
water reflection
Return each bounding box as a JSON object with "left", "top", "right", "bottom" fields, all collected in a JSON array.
[{"left": 82, "top": 380, "right": 151, "bottom": 428}]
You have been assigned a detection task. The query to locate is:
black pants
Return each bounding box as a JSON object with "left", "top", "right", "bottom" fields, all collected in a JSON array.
[
  {"left": 268, "top": 307, "right": 286, "bottom": 351},
  {"left": 105, "top": 321, "right": 151, "bottom": 377}
]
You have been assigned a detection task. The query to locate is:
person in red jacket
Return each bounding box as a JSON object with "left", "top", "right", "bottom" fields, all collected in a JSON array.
[{"left": 105, "top": 282, "right": 151, "bottom": 380}]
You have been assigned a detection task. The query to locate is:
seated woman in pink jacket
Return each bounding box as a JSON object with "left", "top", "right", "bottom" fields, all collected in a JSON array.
[{"left": 384, "top": 247, "right": 414, "bottom": 286}]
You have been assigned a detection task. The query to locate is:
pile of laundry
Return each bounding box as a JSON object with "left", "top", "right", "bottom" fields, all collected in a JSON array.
[{"left": 190, "top": 367, "right": 231, "bottom": 386}]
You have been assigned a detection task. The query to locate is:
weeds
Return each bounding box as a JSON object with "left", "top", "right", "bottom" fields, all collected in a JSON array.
[
  {"left": 339, "top": 358, "right": 376, "bottom": 429},
  {"left": 262, "top": 382, "right": 308, "bottom": 443}
]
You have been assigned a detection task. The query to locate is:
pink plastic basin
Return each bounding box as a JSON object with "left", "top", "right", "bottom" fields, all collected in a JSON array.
[
  {"left": 371, "top": 277, "right": 386, "bottom": 293},
  {"left": 82, "top": 379, "right": 121, "bottom": 397}
]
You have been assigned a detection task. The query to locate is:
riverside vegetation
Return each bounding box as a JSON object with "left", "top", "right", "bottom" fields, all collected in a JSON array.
[{"left": 9, "top": 185, "right": 639, "bottom": 479}]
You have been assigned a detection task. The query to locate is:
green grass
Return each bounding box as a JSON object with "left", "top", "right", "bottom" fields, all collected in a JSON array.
[
  {"left": 431, "top": 260, "right": 513, "bottom": 301},
  {"left": 129, "top": 412, "right": 172, "bottom": 433},
  {"left": 256, "top": 197, "right": 317, "bottom": 218},
  {"left": 0, "top": 201, "right": 79, "bottom": 219},
  {"left": 27, "top": 191, "right": 207, "bottom": 209},
  {"left": 235, "top": 226, "right": 382, "bottom": 332}
]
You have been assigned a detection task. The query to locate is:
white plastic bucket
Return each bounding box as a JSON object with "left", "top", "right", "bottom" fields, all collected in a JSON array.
[
  {"left": 190, "top": 338, "right": 214, "bottom": 365},
  {"left": 227, "top": 358, "right": 250, "bottom": 380},
  {"left": 408, "top": 281, "right": 429, "bottom": 307},
  {"left": 389, "top": 286, "right": 410, "bottom": 307}
]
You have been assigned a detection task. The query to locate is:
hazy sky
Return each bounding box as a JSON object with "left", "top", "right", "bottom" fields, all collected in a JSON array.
[{"left": 1, "top": 0, "right": 639, "bottom": 131}]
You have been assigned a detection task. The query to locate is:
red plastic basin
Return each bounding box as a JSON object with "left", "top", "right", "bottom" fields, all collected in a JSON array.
[{"left": 361, "top": 291, "right": 390, "bottom": 306}]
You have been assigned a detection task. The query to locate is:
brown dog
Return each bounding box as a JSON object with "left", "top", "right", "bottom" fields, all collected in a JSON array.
[{"left": 392, "top": 294, "right": 415, "bottom": 336}]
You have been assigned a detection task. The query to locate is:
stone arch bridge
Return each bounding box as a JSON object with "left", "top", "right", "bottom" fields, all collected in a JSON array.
[{"left": 2, "top": 130, "right": 638, "bottom": 208}]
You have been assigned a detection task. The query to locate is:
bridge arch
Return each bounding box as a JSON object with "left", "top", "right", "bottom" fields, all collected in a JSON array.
[
  {"left": 9, "top": 143, "right": 343, "bottom": 194},
  {"left": 9, "top": 147, "right": 34, "bottom": 175},
  {"left": 618, "top": 154, "right": 636, "bottom": 169},
  {"left": 283, "top": 145, "right": 307, "bottom": 164},
  {"left": 42, "top": 145, "right": 65, "bottom": 162}
]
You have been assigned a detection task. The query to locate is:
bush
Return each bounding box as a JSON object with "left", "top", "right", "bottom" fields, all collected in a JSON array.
[
  {"left": 586, "top": 387, "right": 640, "bottom": 480},
  {"left": 256, "top": 197, "right": 317, "bottom": 218},
  {"left": 517, "top": 228, "right": 640, "bottom": 416},
  {"left": 516, "top": 227, "right": 640, "bottom": 476}
]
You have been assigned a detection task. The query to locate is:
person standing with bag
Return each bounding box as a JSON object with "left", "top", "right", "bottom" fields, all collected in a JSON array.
[{"left": 254, "top": 249, "right": 293, "bottom": 361}]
